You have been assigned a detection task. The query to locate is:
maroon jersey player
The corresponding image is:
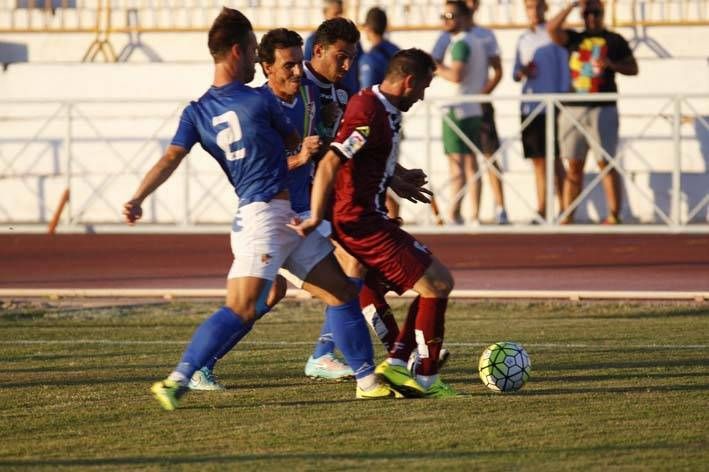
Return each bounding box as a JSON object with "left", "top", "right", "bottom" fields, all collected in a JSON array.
[{"left": 290, "top": 48, "right": 460, "bottom": 398}]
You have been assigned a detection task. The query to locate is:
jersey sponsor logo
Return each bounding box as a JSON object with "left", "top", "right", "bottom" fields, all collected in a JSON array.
[
  {"left": 355, "top": 125, "right": 370, "bottom": 137},
  {"left": 260, "top": 253, "right": 273, "bottom": 265},
  {"left": 340, "top": 129, "right": 367, "bottom": 157},
  {"left": 336, "top": 89, "right": 349, "bottom": 105}
]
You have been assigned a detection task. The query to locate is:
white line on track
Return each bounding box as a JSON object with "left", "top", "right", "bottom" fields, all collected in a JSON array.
[
  {"left": 1, "top": 340, "right": 706, "bottom": 349},
  {"left": 0, "top": 288, "right": 707, "bottom": 300}
]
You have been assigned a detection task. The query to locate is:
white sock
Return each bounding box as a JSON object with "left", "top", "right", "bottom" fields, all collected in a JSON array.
[
  {"left": 168, "top": 371, "right": 188, "bottom": 386},
  {"left": 356, "top": 373, "right": 379, "bottom": 391},
  {"left": 416, "top": 374, "right": 438, "bottom": 389},
  {"left": 387, "top": 358, "right": 407, "bottom": 368}
]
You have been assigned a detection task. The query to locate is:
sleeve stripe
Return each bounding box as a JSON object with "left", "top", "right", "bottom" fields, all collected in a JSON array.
[{"left": 330, "top": 143, "right": 350, "bottom": 161}]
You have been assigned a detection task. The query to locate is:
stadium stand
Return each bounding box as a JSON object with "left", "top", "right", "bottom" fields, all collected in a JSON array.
[{"left": 0, "top": 0, "right": 707, "bottom": 229}]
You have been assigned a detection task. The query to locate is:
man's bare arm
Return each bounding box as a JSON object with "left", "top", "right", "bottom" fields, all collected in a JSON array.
[{"left": 123, "top": 145, "right": 188, "bottom": 224}]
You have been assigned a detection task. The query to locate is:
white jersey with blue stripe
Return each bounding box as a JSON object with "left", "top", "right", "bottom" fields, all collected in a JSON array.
[
  {"left": 171, "top": 80, "right": 296, "bottom": 206},
  {"left": 258, "top": 83, "right": 319, "bottom": 214},
  {"left": 302, "top": 61, "right": 351, "bottom": 141}
]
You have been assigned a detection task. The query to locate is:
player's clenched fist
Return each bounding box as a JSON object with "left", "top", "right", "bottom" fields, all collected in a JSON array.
[{"left": 123, "top": 200, "right": 143, "bottom": 225}]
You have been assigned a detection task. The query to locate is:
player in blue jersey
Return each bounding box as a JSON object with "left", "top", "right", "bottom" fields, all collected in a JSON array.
[
  {"left": 123, "top": 8, "right": 401, "bottom": 410},
  {"left": 302, "top": 17, "right": 358, "bottom": 143},
  {"left": 303, "top": 0, "right": 362, "bottom": 94},
  {"left": 301, "top": 17, "right": 417, "bottom": 379},
  {"left": 190, "top": 28, "right": 355, "bottom": 384}
]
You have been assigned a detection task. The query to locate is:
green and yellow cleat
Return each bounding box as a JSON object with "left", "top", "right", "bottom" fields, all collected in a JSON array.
[
  {"left": 375, "top": 360, "right": 426, "bottom": 398},
  {"left": 356, "top": 383, "right": 404, "bottom": 400},
  {"left": 151, "top": 379, "right": 189, "bottom": 411},
  {"left": 424, "top": 378, "right": 463, "bottom": 399}
]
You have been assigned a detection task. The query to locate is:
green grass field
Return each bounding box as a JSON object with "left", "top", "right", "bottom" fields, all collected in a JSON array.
[{"left": 1, "top": 299, "right": 707, "bottom": 470}]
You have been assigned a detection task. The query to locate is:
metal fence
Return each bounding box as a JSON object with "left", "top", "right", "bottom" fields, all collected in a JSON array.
[{"left": 0, "top": 93, "right": 707, "bottom": 233}]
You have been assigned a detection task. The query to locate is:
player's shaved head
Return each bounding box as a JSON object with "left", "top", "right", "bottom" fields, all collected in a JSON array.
[
  {"left": 208, "top": 7, "right": 253, "bottom": 62},
  {"left": 258, "top": 28, "right": 303, "bottom": 65},
  {"left": 385, "top": 48, "right": 436, "bottom": 83}
]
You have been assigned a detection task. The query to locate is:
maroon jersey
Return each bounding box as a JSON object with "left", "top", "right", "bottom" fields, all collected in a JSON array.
[{"left": 330, "top": 85, "right": 402, "bottom": 232}]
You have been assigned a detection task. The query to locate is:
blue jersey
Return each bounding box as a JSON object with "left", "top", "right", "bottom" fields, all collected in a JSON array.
[
  {"left": 171, "top": 81, "right": 296, "bottom": 206},
  {"left": 302, "top": 61, "right": 352, "bottom": 141},
  {"left": 358, "top": 39, "right": 400, "bottom": 89},
  {"left": 258, "top": 82, "right": 320, "bottom": 214}
]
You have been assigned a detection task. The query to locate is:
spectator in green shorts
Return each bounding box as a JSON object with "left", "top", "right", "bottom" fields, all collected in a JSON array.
[{"left": 435, "top": 1, "right": 492, "bottom": 226}]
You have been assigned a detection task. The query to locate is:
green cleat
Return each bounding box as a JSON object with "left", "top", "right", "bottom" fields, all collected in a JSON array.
[
  {"left": 424, "top": 378, "right": 463, "bottom": 398},
  {"left": 356, "top": 383, "right": 404, "bottom": 400},
  {"left": 151, "top": 379, "right": 188, "bottom": 411},
  {"left": 375, "top": 360, "right": 425, "bottom": 398}
]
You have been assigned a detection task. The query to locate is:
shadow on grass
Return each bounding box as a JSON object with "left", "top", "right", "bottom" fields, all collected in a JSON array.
[
  {"left": 0, "top": 442, "right": 690, "bottom": 468},
  {"left": 541, "top": 371, "right": 709, "bottom": 382},
  {"left": 550, "top": 357, "right": 709, "bottom": 371},
  {"left": 522, "top": 383, "right": 709, "bottom": 395}
]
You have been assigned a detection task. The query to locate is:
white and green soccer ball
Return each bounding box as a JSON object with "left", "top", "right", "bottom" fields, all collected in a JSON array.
[{"left": 478, "top": 342, "right": 531, "bottom": 393}]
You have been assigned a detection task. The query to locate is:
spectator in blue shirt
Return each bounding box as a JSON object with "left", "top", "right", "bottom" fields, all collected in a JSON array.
[
  {"left": 359, "top": 7, "right": 402, "bottom": 219},
  {"left": 513, "top": 0, "right": 569, "bottom": 222},
  {"left": 358, "top": 7, "right": 399, "bottom": 89}
]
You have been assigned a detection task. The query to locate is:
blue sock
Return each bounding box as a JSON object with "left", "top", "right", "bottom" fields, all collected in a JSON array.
[
  {"left": 328, "top": 296, "right": 375, "bottom": 379},
  {"left": 311, "top": 277, "right": 364, "bottom": 359},
  {"left": 204, "top": 321, "right": 254, "bottom": 370},
  {"left": 311, "top": 315, "right": 335, "bottom": 358},
  {"left": 174, "top": 306, "right": 251, "bottom": 381},
  {"left": 205, "top": 281, "right": 272, "bottom": 370}
]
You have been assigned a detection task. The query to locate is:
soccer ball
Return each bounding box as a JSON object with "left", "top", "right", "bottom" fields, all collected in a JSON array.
[{"left": 478, "top": 342, "right": 531, "bottom": 393}]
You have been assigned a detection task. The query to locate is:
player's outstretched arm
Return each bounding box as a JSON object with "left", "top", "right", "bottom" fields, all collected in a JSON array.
[
  {"left": 123, "top": 145, "right": 188, "bottom": 225},
  {"left": 287, "top": 149, "right": 341, "bottom": 237}
]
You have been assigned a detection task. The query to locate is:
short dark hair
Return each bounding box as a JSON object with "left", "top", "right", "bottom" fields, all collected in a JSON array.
[
  {"left": 258, "top": 28, "right": 303, "bottom": 65},
  {"left": 446, "top": 0, "right": 471, "bottom": 17},
  {"left": 312, "top": 17, "right": 360, "bottom": 48},
  {"left": 364, "top": 7, "right": 388, "bottom": 36},
  {"left": 385, "top": 48, "right": 436, "bottom": 83},
  {"left": 208, "top": 7, "right": 253, "bottom": 61}
]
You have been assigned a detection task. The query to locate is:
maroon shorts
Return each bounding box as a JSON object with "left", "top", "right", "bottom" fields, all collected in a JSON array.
[{"left": 333, "top": 217, "right": 433, "bottom": 294}]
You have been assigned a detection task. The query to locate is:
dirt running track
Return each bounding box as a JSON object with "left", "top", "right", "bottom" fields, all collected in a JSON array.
[{"left": 0, "top": 233, "right": 707, "bottom": 293}]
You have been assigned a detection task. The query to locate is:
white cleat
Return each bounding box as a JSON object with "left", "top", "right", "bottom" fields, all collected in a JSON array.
[{"left": 188, "top": 367, "right": 226, "bottom": 391}]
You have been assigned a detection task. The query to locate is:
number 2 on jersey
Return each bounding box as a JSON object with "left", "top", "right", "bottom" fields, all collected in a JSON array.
[{"left": 213, "top": 111, "right": 245, "bottom": 160}]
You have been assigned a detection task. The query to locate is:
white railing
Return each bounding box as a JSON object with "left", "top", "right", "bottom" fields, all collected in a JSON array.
[{"left": 0, "top": 93, "right": 707, "bottom": 233}]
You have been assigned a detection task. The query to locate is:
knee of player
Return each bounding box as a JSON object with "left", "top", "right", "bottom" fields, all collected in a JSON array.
[
  {"left": 435, "top": 275, "right": 454, "bottom": 297},
  {"left": 225, "top": 301, "right": 260, "bottom": 322},
  {"left": 327, "top": 279, "right": 360, "bottom": 306}
]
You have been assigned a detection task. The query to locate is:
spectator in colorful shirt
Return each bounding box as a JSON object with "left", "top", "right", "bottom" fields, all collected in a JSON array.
[{"left": 548, "top": 0, "right": 638, "bottom": 224}]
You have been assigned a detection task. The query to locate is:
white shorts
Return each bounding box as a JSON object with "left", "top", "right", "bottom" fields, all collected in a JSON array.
[
  {"left": 228, "top": 200, "right": 333, "bottom": 283},
  {"left": 278, "top": 210, "right": 334, "bottom": 288}
]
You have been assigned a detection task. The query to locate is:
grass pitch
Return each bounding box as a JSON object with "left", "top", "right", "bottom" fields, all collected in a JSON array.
[{"left": 1, "top": 299, "right": 707, "bottom": 470}]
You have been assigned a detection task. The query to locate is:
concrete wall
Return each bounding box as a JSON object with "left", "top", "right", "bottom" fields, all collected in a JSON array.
[{"left": 1, "top": 25, "right": 707, "bottom": 227}]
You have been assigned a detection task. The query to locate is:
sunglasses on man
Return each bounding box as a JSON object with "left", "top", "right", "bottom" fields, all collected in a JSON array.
[
  {"left": 440, "top": 12, "right": 456, "bottom": 20},
  {"left": 583, "top": 9, "right": 603, "bottom": 17}
]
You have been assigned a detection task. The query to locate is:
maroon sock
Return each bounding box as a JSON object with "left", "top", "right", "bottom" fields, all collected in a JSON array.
[
  {"left": 415, "top": 297, "right": 448, "bottom": 376},
  {"left": 389, "top": 296, "right": 419, "bottom": 361}
]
